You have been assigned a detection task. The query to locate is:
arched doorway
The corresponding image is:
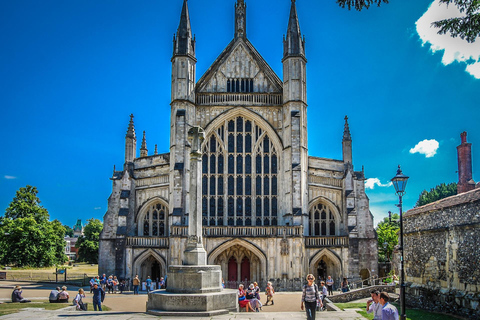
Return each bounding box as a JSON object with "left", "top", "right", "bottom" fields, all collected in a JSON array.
[
  {"left": 210, "top": 241, "right": 266, "bottom": 285},
  {"left": 317, "top": 259, "right": 327, "bottom": 281},
  {"left": 139, "top": 255, "right": 163, "bottom": 283}
]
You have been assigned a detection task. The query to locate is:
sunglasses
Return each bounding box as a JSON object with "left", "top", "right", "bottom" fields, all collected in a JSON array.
[{"left": 307, "top": 278, "right": 314, "bottom": 280}]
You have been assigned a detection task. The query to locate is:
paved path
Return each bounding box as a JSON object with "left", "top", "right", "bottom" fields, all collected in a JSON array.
[{"left": 0, "top": 281, "right": 367, "bottom": 319}]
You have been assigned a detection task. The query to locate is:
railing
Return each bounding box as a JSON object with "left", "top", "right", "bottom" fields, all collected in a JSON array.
[
  {"left": 170, "top": 226, "right": 303, "bottom": 237},
  {"left": 126, "top": 236, "right": 169, "bottom": 248},
  {"left": 304, "top": 236, "right": 349, "bottom": 248},
  {"left": 308, "top": 175, "right": 343, "bottom": 188},
  {"left": 196, "top": 92, "right": 283, "bottom": 106}
]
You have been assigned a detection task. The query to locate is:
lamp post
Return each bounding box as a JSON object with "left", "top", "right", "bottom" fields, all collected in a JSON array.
[{"left": 391, "top": 165, "right": 409, "bottom": 320}]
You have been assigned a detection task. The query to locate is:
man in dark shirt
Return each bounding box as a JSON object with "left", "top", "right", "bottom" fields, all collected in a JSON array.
[
  {"left": 12, "top": 286, "right": 31, "bottom": 303},
  {"left": 91, "top": 283, "right": 104, "bottom": 311}
]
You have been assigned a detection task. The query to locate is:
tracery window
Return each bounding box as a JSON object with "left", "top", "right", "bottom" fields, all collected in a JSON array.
[
  {"left": 141, "top": 203, "right": 167, "bottom": 236},
  {"left": 310, "top": 203, "right": 337, "bottom": 236},
  {"left": 202, "top": 116, "right": 278, "bottom": 226}
]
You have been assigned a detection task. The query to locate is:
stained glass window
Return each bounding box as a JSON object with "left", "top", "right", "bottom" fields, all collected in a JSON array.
[
  {"left": 202, "top": 116, "right": 278, "bottom": 226},
  {"left": 141, "top": 203, "right": 168, "bottom": 236},
  {"left": 309, "top": 203, "right": 337, "bottom": 236}
]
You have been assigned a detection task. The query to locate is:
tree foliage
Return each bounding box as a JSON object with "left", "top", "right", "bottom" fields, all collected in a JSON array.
[
  {"left": 432, "top": 0, "right": 480, "bottom": 43},
  {"left": 337, "top": 0, "right": 389, "bottom": 11},
  {"left": 64, "top": 225, "right": 74, "bottom": 237},
  {"left": 0, "top": 186, "right": 67, "bottom": 267},
  {"left": 416, "top": 182, "right": 457, "bottom": 207},
  {"left": 76, "top": 218, "right": 103, "bottom": 264},
  {"left": 376, "top": 213, "right": 400, "bottom": 262},
  {"left": 337, "top": 0, "right": 480, "bottom": 43}
]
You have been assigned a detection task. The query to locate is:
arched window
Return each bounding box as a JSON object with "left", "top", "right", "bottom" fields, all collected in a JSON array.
[
  {"left": 140, "top": 202, "right": 168, "bottom": 236},
  {"left": 202, "top": 116, "right": 278, "bottom": 226},
  {"left": 309, "top": 203, "right": 337, "bottom": 236}
]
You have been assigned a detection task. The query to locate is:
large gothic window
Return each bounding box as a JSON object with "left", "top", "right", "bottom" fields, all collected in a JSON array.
[
  {"left": 310, "top": 203, "right": 337, "bottom": 236},
  {"left": 202, "top": 116, "right": 278, "bottom": 226},
  {"left": 141, "top": 203, "right": 167, "bottom": 236}
]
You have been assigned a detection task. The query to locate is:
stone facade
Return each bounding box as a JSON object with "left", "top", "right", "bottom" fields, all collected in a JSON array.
[
  {"left": 403, "top": 188, "right": 480, "bottom": 319},
  {"left": 99, "top": 0, "right": 377, "bottom": 288}
]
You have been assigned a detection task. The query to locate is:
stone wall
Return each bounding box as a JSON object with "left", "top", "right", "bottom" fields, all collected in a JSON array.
[
  {"left": 327, "top": 285, "right": 395, "bottom": 303},
  {"left": 403, "top": 188, "right": 480, "bottom": 319}
]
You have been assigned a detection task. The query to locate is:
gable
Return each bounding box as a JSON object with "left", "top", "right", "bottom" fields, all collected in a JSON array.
[{"left": 196, "top": 39, "right": 283, "bottom": 94}]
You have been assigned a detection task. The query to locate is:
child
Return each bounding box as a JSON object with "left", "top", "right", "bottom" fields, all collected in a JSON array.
[{"left": 265, "top": 281, "right": 275, "bottom": 305}]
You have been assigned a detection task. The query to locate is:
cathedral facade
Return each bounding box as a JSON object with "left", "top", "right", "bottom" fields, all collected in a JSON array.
[{"left": 99, "top": 0, "right": 377, "bottom": 287}]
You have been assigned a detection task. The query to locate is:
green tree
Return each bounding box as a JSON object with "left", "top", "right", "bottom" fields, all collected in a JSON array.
[
  {"left": 416, "top": 182, "right": 457, "bottom": 207},
  {"left": 0, "top": 186, "right": 67, "bottom": 267},
  {"left": 76, "top": 218, "right": 103, "bottom": 264},
  {"left": 432, "top": 0, "right": 480, "bottom": 43},
  {"left": 64, "top": 225, "right": 74, "bottom": 237},
  {"left": 5, "top": 185, "right": 49, "bottom": 222},
  {"left": 376, "top": 214, "right": 400, "bottom": 262},
  {"left": 337, "top": 0, "right": 480, "bottom": 43}
]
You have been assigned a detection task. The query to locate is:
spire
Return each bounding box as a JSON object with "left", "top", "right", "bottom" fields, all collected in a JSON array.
[
  {"left": 283, "top": 0, "right": 305, "bottom": 59},
  {"left": 235, "top": 0, "right": 247, "bottom": 39},
  {"left": 343, "top": 115, "right": 351, "bottom": 141},
  {"left": 125, "top": 114, "right": 137, "bottom": 163},
  {"left": 342, "top": 116, "right": 352, "bottom": 165},
  {"left": 140, "top": 131, "right": 148, "bottom": 157},
  {"left": 173, "top": 0, "right": 195, "bottom": 57},
  {"left": 154, "top": 144, "right": 158, "bottom": 155},
  {"left": 126, "top": 114, "right": 136, "bottom": 139}
]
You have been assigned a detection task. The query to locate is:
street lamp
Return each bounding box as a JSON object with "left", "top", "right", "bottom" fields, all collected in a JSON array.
[{"left": 391, "top": 165, "right": 409, "bottom": 320}]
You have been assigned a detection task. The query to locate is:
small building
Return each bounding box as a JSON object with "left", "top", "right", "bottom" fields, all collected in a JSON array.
[
  {"left": 403, "top": 132, "right": 479, "bottom": 319},
  {"left": 73, "top": 219, "right": 84, "bottom": 237}
]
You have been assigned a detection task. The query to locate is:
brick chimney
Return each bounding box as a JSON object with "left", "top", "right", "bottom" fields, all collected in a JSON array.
[{"left": 457, "top": 131, "right": 475, "bottom": 194}]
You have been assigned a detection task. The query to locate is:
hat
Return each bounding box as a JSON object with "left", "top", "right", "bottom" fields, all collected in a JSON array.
[
  {"left": 15, "top": 285, "right": 21, "bottom": 290},
  {"left": 249, "top": 284, "right": 254, "bottom": 289}
]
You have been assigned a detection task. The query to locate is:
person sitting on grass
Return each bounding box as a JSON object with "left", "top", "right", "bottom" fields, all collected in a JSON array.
[
  {"left": 58, "top": 286, "right": 69, "bottom": 303},
  {"left": 12, "top": 286, "right": 31, "bottom": 303},
  {"left": 49, "top": 287, "right": 61, "bottom": 303}
]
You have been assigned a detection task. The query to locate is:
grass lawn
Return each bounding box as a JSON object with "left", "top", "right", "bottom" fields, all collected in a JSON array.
[
  {"left": 334, "top": 302, "right": 462, "bottom": 320},
  {"left": 0, "top": 300, "right": 111, "bottom": 316}
]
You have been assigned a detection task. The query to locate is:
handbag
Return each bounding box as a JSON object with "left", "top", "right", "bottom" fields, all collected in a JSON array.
[{"left": 238, "top": 295, "right": 246, "bottom": 301}]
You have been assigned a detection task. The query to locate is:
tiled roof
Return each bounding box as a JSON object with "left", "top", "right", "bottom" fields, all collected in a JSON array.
[{"left": 404, "top": 187, "right": 480, "bottom": 217}]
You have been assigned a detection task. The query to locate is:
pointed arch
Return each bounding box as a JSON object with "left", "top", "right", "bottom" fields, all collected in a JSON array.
[
  {"left": 309, "top": 248, "right": 343, "bottom": 279},
  {"left": 208, "top": 238, "right": 267, "bottom": 278},
  {"left": 136, "top": 197, "right": 169, "bottom": 236},
  {"left": 202, "top": 106, "right": 283, "bottom": 153},
  {"left": 132, "top": 248, "right": 167, "bottom": 280},
  {"left": 308, "top": 196, "right": 341, "bottom": 236}
]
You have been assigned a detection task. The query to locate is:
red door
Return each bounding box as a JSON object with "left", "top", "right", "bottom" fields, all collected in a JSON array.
[
  {"left": 241, "top": 257, "right": 250, "bottom": 282},
  {"left": 228, "top": 257, "right": 237, "bottom": 282}
]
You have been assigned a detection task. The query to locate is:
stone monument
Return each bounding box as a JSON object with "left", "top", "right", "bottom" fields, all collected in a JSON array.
[{"left": 146, "top": 126, "right": 238, "bottom": 316}]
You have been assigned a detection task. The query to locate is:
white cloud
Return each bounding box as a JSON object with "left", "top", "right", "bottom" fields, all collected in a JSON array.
[
  {"left": 415, "top": 0, "right": 480, "bottom": 79},
  {"left": 4, "top": 175, "right": 17, "bottom": 179},
  {"left": 365, "top": 178, "right": 393, "bottom": 190},
  {"left": 409, "top": 139, "right": 439, "bottom": 158},
  {"left": 94, "top": 207, "right": 102, "bottom": 210}
]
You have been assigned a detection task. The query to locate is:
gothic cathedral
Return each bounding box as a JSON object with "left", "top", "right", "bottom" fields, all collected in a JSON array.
[{"left": 99, "top": 0, "right": 377, "bottom": 287}]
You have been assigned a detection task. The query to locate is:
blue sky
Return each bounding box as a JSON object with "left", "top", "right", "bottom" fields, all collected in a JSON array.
[{"left": 1, "top": 0, "right": 478, "bottom": 228}]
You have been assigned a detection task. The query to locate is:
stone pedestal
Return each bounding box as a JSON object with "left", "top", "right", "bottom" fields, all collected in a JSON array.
[{"left": 146, "top": 265, "right": 238, "bottom": 316}]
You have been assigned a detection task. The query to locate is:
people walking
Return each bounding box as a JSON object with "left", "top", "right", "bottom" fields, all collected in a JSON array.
[
  {"left": 379, "top": 291, "right": 399, "bottom": 320},
  {"left": 366, "top": 290, "right": 382, "bottom": 320},
  {"left": 146, "top": 276, "right": 152, "bottom": 293},
  {"left": 326, "top": 276, "right": 334, "bottom": 295},
  {"left": 319, "top": 281, "right": 328, "bottom": 310},
  {"left": 133, "top": 275, "right": 140, "bottom": 295},
  {"left": 91, "top": 283, "right": 104, "bottom": 311},
  {"left": 301, "top": 274, "right": 321, "bottom": 320},
  {"left": 265, "top": 281, "right": 275, "bottom": 305}
]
